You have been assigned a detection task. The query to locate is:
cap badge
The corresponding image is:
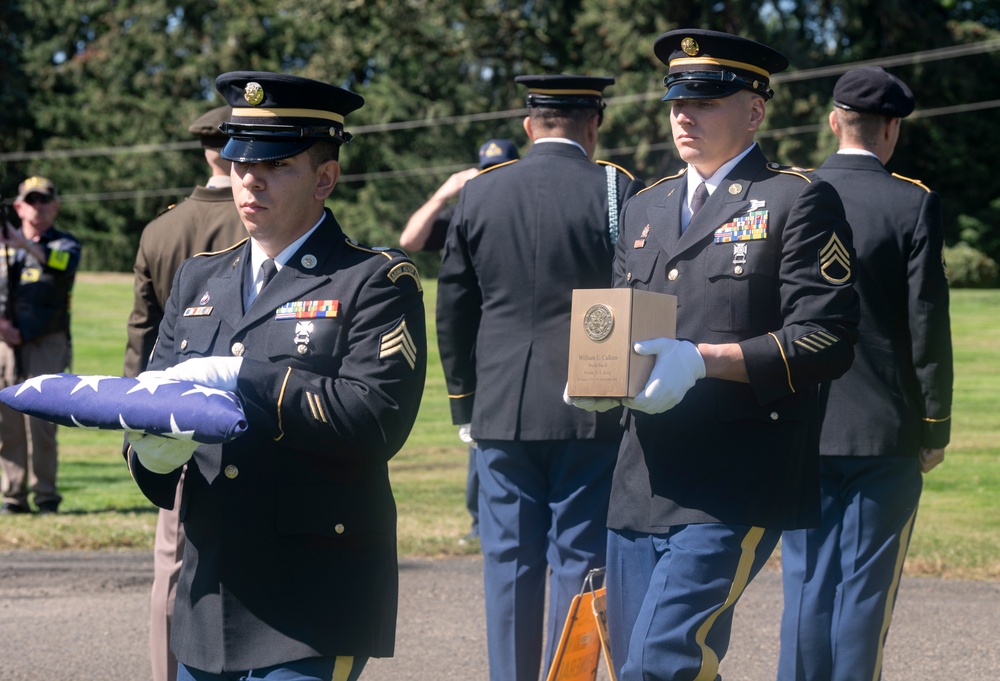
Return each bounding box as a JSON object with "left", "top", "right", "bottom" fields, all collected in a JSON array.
[
  {"left": 243, "top": 82, "right": 264, "bottom": 106},
  {"left": 681, "top": 37, "right": 700, "bottom": 56}
]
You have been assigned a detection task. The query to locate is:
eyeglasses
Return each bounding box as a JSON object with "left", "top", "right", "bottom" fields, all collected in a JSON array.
[{"left": 24, "top": 194, "right": 54, "bottom": 206}]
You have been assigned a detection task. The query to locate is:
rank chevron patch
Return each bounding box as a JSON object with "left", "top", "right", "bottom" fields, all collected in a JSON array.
[
  {"left": 379, "top": 319, "right": 417, "bottom": 369},
  {"left": 819, "top": 233, "right": 851, "bottom": 284}
]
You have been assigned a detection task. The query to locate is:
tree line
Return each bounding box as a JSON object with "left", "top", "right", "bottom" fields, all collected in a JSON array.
[{"left": 2, "top": 1, "right": 999, "bottom": 283}]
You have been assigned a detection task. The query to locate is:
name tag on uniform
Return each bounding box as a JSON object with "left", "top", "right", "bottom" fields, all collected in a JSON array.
[
  {"left": 183, "top": 306, "right": 214, "bottom": 317},
  {"left": 274, "top": 299, "right": 339, "bottom": 320},
  {"left": 714, "top": 210, "right": 768, "bottom": 243}
]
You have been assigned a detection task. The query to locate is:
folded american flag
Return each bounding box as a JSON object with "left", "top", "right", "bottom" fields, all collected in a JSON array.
[{"left": 0, "top": 373, "right": 247, "bottom": 444}]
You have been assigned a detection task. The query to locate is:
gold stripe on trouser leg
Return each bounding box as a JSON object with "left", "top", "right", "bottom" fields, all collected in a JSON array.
[
  {"left": 870, "top": 506, "right": 918, "bottom": 681},
  {"left": 330, "top": 655, "right": 355, "bottom": 681},
  {"left": 693, "top": 526, "right": 767, "bottom": 681}
]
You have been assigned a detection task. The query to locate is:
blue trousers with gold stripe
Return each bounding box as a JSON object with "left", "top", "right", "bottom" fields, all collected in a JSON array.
[
  {"left": 477, "top": 439, "right": 617, "bottom": 681},
  {"left": 778, "top": 456, "right": 922, "bottom": 681},
  {"left": 607, "top": 524, "right": 781, "bottom": 681}
]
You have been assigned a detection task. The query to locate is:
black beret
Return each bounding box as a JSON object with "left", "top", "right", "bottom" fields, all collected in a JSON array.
[
  {"left": 187, "top": 105, "right": 232, "bottom": 149},
  {"left": 653, "top": 28, "right": 788, "bottom": 101},
  {"left": 833, "top": 66, "right": 915, "bottom": 118},
  {"left": 215, "top": 71, "right": 364, "bottom": 163},
  {"left": 514, "top": 74, "right": 614, "bottom": 111}
]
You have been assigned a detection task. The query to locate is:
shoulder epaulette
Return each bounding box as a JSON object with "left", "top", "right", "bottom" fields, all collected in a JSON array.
[
  {"left": 474, "top": 159, "right": 518, "bottom": 176},
  {"left": 635, "top": 168, "right": 686, "bottom": 196},
  {"left": 194, "top": 237, "right": 248, "bottom": 258},
  {"left": 153, "top": 203, "right": 178, "bottom": 220},
  {"left": 345, "top": 240, "right": 421, "bottom": 291},
  {"left": 765, "top": 162, "right": 811, "bottom": 182},
  {"left": 596, "top": 160, "right": 637, "bottom": 180},
  {"left": 891, "top": 173, "right": 931, "bottom": 192}
]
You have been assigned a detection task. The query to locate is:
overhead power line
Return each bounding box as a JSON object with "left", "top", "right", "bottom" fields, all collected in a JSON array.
[{"left": 4, "top": 40, "right": 1000, "bottom": 205}]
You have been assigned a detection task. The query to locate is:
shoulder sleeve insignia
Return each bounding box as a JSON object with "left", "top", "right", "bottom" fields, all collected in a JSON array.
[
  {"left": 387, "top": 261, "right": 422, "bottom": 292},
  {"left": 379, "top": 318, "right": 417, "bottom": 369},
  {"left": 819, "top": 233, "right": 852, "bottom": 284},
  {"left": 891, "top": 173, "right": 931, "bottom": 192}
]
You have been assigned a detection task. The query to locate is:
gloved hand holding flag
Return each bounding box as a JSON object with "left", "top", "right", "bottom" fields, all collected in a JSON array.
[{"left": 0, "top": 373, "right": 248, "bottom": 444}]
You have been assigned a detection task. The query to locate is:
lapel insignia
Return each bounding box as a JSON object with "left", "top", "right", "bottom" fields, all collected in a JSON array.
[
  {"left": 274, "top": 300, "right": 339, "bottom": 320},
  {"left": 819, "top": 233, "right": 852, "bottom": 284},
  {"left": 728, "top": 183, "right": 743, "bottom": 195},
  {"left": 640, "top": 224, "right": 650, "bottom": 238},
  {"left": 200, "top": 291, "right": 211, "bottom": 305},
  {"left": 379, "top": 319, "right": 417, "bottom": 369},
  {"left": 301, "top": 254, "right": 317, "bottom": 269}
]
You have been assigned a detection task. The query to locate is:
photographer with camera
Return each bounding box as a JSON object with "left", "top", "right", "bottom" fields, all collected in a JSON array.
[{"left": 0, "top": 176, "right": 82, "bottom": 515}]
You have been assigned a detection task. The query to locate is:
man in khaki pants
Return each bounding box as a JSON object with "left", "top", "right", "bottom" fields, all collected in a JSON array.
[{"left": 0, "top": 176, "right": 81, "bottom": 516}]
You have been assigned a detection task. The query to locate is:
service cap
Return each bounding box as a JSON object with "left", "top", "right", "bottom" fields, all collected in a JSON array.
[
  {"left": 478, "top": 139, "right": 519, "bottom": 169},
  {"left": 654, "top": 29, "right": 788, "bottom": 101},
  {"left": 514, "top": 74, "right": 614, "bottom": 112},
  {"left": 188, "top": 105, "right": 233, "bottom": 149},
  {"left": 833, "top": 66, "right": 915, "bottom": 118},
  {"left": 16, "top": 176, "right": 57, "bottom": 202},
  {"left": 215, "top": 71, "right": 365, "bottom": 163}
]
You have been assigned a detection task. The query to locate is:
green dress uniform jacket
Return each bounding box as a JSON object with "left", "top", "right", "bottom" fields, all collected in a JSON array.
[
  {"left": 127, "top": 210, "right": 426, "bottom": 672},
  {"left": 436, "top": 142, "right": 643, "bottom": 441},
  {"left": 813, "top": 153, "right": 952, "bottom": 455},
  {"left": 124, "top": 185, "right": 247, "bottom": 376},
  {"left": 608, "top": 146, "right": 860, "bottom": 532}
]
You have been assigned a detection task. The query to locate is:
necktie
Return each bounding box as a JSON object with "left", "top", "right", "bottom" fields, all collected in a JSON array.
[
  {"left": 248, "top": 258, "right": 278, "bottom": 308},
  {"left": 259, "top": 258, "right": 278, "bottom": 292},
  {"left": 690, "top": 181, "right": 709, "bottom": 219}
]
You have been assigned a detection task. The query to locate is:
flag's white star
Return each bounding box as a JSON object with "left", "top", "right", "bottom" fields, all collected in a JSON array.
[
  {"left": 15, "top": 374, "right": 63, "bottom": 397},
  {"left": 70, "top": 415, "right": 101, "bottom": 430},
  {"left": 119, "top": 414, "right": 146, "bottom": 435},
  {"left": 182, "top": 385, "right": 237, "bottom": 403},
  {"left": 128, "top": 374, "right": 179, "bottom": 395},
  {"left": 70, "top": 375, "right": 117, "bottom": 394},
  {"left": 165, "top": 413, "right": 195, "bottom": 441}
]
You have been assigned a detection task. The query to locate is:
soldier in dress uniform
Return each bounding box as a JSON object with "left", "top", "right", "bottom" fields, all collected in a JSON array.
[
  {"left": 122, "top": 103, "right": 247, "bottom": 681},
  {"left": 124, "top": 71, "right": 426, "bottom": 681},
  {"left": 778, "top": 66, "right": 953, "bottom": 681},
  {"left": 566, "top": 30, "right": 860, "bottom": 680},
  {"left": 436, "top": 74, "right": 643, "bottom": 681}
]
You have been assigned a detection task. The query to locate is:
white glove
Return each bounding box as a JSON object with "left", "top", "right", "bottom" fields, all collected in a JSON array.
[
  {"left": 562, "top": 383, "right": 622, "bottom": 413},
  {"left": 162, "top": 356, "right": 243, "bottom": 391},
  {"left": 622, "top": 338, "right": 705, "bottom": 414},
  {"left": 127, "top": 432, "right": 199, "bottom": 474},
  {"left": 458, "top": 423, "right": 475, "bottom": 444}
]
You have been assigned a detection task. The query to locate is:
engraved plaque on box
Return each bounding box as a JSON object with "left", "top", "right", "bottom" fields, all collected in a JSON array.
[{"left": 567, "top": 288, "right": 677, "bottom": 399}]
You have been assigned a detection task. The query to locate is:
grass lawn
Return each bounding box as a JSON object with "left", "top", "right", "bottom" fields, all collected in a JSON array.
[{"left": 0, "top": 274, "right": 997, "bottom": 580}]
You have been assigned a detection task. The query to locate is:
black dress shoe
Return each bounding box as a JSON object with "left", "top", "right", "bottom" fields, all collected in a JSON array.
[
  {"left": 36, "top": 501, "right": 60, "bottom": 515},
  {"left": 0, "top": 502, "right": 32, "bottom": 515}
]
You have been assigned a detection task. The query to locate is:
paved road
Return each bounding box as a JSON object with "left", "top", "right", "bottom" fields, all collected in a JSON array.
[{"left": 1, "top": 550, "right": 997, "bottom": 680}]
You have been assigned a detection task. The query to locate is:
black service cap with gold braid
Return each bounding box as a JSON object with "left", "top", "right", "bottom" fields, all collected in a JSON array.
[
  {"left": 514, "top": 74, "right": 614, "bottom": 111},
  {"left": 215, "top": 71, "right": 364, "bottom": 163},
  {"left": 654, "top": 29, "right": 788, "bottom": 101}
]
